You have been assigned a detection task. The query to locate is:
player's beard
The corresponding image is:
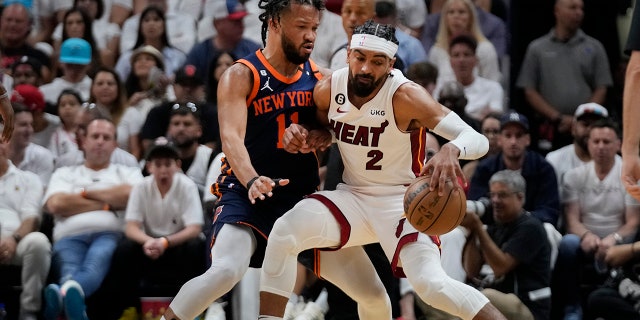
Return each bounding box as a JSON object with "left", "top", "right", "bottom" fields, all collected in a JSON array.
[
  {"left": 282, "top": 32, "right": 310, "bottom": 65},
  {"left": 348, "top": 72, "right": 385, "bottom": 97}
]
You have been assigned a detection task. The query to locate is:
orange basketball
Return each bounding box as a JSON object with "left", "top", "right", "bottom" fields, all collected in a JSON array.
[{"left": 403, "top": 176, "right": 467, "bottom": 236}]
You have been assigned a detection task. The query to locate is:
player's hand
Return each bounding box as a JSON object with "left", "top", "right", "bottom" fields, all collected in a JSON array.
[
  {"left": 247, "top": 176, "right": 290, "bottom": 204},
  {"left": 420, "top": 143, "right": 465, "bottom": 196},
  {"left": 622, "top": 154, "right": 640, "bottom": 201},
  {"left": 282, "top": 124, "right": 310, "bottom": 153},
  {"left": 0, "top": 96, "right": 14, "bottom": 143},
  {"left": 303, "top": 129, "right": 332, "bottom": 153}
]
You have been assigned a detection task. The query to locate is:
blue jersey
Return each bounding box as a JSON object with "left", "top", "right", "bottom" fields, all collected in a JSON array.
[{"left": 211, "top": 51, "right": 322, "bottom": 266}]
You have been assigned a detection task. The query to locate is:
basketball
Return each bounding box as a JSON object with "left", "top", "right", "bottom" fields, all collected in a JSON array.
[{"left": 403, "top": 175, "right": 467, "bottom": 236}]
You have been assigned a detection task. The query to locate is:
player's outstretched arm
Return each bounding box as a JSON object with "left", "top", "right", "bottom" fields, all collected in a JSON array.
[{"left": 393, "top": 82, "right": 488, "bottom": 194}]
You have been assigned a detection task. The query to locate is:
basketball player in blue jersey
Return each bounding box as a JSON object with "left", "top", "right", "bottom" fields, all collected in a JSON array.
[
  {"left": 259, "top": 21, "right": 507, "bottom": 320},
  {"left": 160, "top": 0, "right": 330, "bottom": 319}
]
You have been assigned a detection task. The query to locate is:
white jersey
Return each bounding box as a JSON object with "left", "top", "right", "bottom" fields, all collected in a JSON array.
[{"left": 329, "top": 68, "right": 427, "bottom": 187}]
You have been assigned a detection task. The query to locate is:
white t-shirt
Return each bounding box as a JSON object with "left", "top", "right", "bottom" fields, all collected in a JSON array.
[
  {"left": 48, "top": 125, "right": 78, "bottom": 158},
  {"left": 32, "top": 113, "right": 61, "bottom": 148},
  {"left": 39, "top": 76, "right": 92, "bottom": 105},
  {"left": 186, "top": 145, "right": 214, "bottom": 196},
  {"left": 434, "top": 76, "right": 503, "bottom": 121},
  {"left": 546, "top": 144, "right": 590, "bottom": 200},
  {"left": 98, "top": 0, "right": 132, "bottom": 24},
  {"left": 116, "top": 107, "right": 144, "bottom": 153},
  {"left": 126, "top": 173, "right": 203, "bottom": 238},
  {"left": 562, "top": 156, "right": 639, "bottom": 237},
  {"left": 17, "top": 143, "right": 55, "bottom": 187},
  {"left": 0, "top": 162, "right": 43, "bottom": 236},
  {"left": 44, "top": 163, "right": 143, "bottom": 241},
  {"left": 54, "top": 148, "right": 140, "bottom": 169}
]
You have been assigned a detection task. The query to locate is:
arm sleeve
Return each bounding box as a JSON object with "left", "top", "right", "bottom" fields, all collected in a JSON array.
[{"left": 432, "top": 111, "right": 489, "bottom": 160}]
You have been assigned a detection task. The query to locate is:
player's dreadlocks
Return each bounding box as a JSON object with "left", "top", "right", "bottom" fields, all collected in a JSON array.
[
  {"left": 258, "top": 0, "right": 325, "bottom": 47},
  {"left": 353, "top": 20, "right": 399, "bottom": 45}
]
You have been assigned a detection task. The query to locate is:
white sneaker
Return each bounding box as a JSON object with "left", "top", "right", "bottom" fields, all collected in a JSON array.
[
  {"left": 203, "top": 301, "right": 226, "bottom": 320},
  {"left": 294, "top": 301, "right": 325, "bottom": 320},
  {"left": 284, "top": 299, "right": 306, "bottom": 320}
]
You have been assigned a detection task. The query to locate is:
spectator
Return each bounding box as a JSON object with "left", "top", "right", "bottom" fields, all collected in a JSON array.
[
  {"left": 115, "top": 5, "right": 186, "bottom": 80},
  {"left": 204, "top": 50, "right": 236, "bottom": 105},
  {"left": 468, "top": 110, "right": 560, "bottom": 227},
  {"left": 0, "top": 3, "right": 52, "bottom": 82},
  {"left": 428, "top": 0, "right": 501, "bottom": 84},
  {"left": 406, "top": 61, "right": 439, "bottom": 95},
  {"left": 43, "top": 117, "right": 143, "bottom": 320},
  {"left": 462, "top": 170, "right": 551, "bottom": 320},
  {"left": 122, "top": 45, "right": 168, "bottom": 126},
  {"left": 516, "top": 0, "right": 612, "bottom": 152},
  {"left": 40, "top": 38, "right": 94, "bottom": 106},
  {"left": 162, "top": 103, "right": 213, "bottom": 197},
  {"left": 0, "top": 129, "right": 51, "bottom": 320},
  {"left": 434, "top": 34, "right": 503, "bottom": 121},
  {"left": 108, "top": 137, "right": 206, "bottom": 317},
  {"left": 553, "top": 118, "right": 640, "bottom": 320},
  {"left": 55, "top": 104, "right": 139, "bottom": 169},
  {"left": 48, "top": 89, "right": 82, "bottom": 158},
  {"left": 23, "top": 0, "right": 73, "bottom": 45},
  {"left": 184, "top": 0, "right": 261, "bottom": 86},
  {"left": 308, "top": 10, "right": 348, "bottom": 70},
  {"left": 545, "top": 103, "right": 609, "bottom": 199},
  {"left": 11, "top": 84, "right": 61, "bottom": 148},
  {"left": 374, "top": 0, "right": 428, "bottom": 73},
  {"left": 6, "top": 102, "right": 55, "bottom": 187},
  {"left": 52, "top": 8, "right": 104, "bottom": 76},
  {"left": 90, "top": 67, "right": 143, "bottom": 159},
  {"left": 330, "top": 0, "right": 377, "bottom": 70},
  {"left": 120, "top": 0, "right": 197, "bottom": 55},
  {"left": 436, "top": 80, "right": 478, "bottom": 132},
  {"left": 53, "top": 0, "right": 121, "bottom": 68},
  {"left": 420, "top": 0, "right": 507, "bottom": 60},
  {"left": 102, "top": 0, "right": 133, "bottom": 27},
  {"left": 140, "top": 64, "right": 219, "bottom": 155},
  {"left": 462, "top": 112, "right": 501, "bottom": 182},
  {"left": 587, "top": 230, "right": 640, "bottom": 320},
  {"left": 10, "top": 56, "right": 43, "bottom": 87}
]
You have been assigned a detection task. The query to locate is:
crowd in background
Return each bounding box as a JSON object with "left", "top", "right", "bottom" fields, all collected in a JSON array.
[{"left": 0, "top": 0, "right": 639, "bottom": 319}]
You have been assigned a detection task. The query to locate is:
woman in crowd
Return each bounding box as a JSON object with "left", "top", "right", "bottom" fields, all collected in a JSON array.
[
  {"left": 115, "top": 5, "right": 185, "bottom": 81},
  {"left": 53, "top": 8, "right": 103, "bottom": 76},
  {"left": 48, "top": 89, "right": 82, "bottom": 158},
  {"left": 429, "top": 0, "right": 501, "bottom": 83}
]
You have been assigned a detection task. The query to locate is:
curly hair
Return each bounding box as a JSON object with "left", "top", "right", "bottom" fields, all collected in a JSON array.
[
  {"left": 353, "top": 20, "right": 399, "bottom": 45},
  {"left": 258, "top": 0, "right": 325, "bottom": 46}
]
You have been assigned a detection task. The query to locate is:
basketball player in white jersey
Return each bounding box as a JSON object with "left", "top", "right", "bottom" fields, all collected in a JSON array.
[{"left": 258, "top": 20, "right": 507, "bottom": 320}]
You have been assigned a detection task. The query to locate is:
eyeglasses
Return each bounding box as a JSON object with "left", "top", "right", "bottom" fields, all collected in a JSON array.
[
  {"left": 488, "top": 191, "right": 518, "bottom": 200},
  {"left": 82, "top": 102, "right": 97, "bottom": 109},
  {"left": 172, "top": 102, "right": 197, "bottom": 112}
]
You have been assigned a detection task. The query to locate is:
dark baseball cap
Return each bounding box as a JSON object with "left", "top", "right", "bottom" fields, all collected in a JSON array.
[
  {"left": 174, "top": 64, "right": 204, "bottom": 87},
  {"left": 500, "top": 110, "right": 529, "bottom": 132}
]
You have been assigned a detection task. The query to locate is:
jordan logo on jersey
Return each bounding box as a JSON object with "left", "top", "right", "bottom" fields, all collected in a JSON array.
[{"left": 261, "top": 76, "right": 274, "bottom": 92}]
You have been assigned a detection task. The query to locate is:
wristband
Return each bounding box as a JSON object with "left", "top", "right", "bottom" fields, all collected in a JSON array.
[
  {"left": 161, "top": 236, "right": 170, "bottom": 249},
  {"left": 12, "top": 233, "right": 22, "bottom": 243},
  {"left": 80, "top": 188, "right": 88, "bottom": 198},
  {"left": 102, "top": 203, "right": 111, "bottom": 211},
  {"left": 246, "top": 176, "right": 260, "bottom": 190}
]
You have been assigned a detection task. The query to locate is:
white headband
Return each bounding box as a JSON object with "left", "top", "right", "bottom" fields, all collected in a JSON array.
[{"left": 350, "top": 34, "right": 399, "bottom": 59}]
